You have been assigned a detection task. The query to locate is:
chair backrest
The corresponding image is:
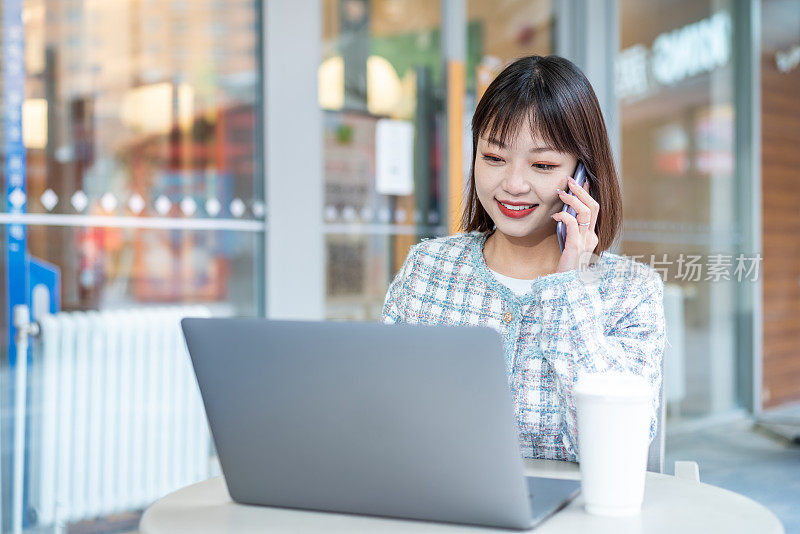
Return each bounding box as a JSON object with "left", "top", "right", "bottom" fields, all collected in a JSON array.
[{"left": 646, "top": 352, "right": 666, "bottom": 473}]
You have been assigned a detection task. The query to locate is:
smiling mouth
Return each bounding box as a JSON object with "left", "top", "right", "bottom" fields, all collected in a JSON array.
[
  {"left": 498, "top": 202, "right": 538, "bottom": 211},
  {"left": 496, "top": 200, "right": 539, "bottom": 218}
]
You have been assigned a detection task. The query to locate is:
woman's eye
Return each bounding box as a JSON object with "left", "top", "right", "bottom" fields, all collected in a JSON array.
[
  {"left": 482, "top": 155, "right": 503, "bottom": 163},
  {"left": 532, "top": 163, "right": 557, "bottom": 170}
]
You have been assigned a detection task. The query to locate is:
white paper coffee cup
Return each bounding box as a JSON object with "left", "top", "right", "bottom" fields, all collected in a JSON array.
[{"left": 575, "top": 372, "right": 653, "bottom": 516}]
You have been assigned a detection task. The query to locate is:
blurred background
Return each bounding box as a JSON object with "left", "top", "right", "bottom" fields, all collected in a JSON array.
[{"left": 1, "top": 0, "right": 798, "bottom": 532}]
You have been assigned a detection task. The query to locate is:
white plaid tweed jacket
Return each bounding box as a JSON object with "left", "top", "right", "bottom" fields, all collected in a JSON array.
[{"left": 380, "top": 230, "right": 666, "bottom": 462}]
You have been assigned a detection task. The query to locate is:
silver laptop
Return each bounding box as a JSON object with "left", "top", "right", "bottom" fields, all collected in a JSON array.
[{"left": 181, "top": 318, "right": 580, "bottom": 530}]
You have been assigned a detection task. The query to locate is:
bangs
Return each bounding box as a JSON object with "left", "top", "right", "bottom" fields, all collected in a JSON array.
[{"left": 472, "top": 67, "right": 583, "bottom": 158}]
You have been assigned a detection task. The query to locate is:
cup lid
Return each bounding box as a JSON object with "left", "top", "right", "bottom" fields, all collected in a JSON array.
[{"left": 574, "top": 372, "right": 652, "bottom": 402}]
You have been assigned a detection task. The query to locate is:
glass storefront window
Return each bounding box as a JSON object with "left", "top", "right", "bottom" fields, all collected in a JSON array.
[
  {"left": 1, "top": 0, "right": 263, "bottom": 530},
  {"left": 321, "top": 0, "right": 445, "bottom": 320},
  {"left": 26, "top": 226, "right": 260, "bottom": 314},
  {"left": 466, "top": 0, "right": 555, "bottom": 96},
  {"left": 320, "top": 0, "right": 555, "bottom": 321},
  {"left": 618, "top": 0, "right": 741, "bottom": 420},
  {"left": 16, "top": 0, "right": 263, "bottom": 311}
]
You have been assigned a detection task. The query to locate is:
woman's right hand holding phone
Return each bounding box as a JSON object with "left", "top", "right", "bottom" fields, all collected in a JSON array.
[{"left": 551, "top": 176, "right": 600, "bottom": 275}]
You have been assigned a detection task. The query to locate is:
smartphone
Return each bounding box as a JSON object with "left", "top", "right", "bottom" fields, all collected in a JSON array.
[{"left": 556, "top": 161, "right": 589, "bottom": 253}]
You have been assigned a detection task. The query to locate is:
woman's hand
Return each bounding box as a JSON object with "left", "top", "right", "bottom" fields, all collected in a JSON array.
[{"left": 551, "top": 176, "right": 600, "bottom": 274}]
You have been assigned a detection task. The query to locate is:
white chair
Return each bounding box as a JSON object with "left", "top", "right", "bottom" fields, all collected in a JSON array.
[{"left": 674, "top": 460, "right": 701, "bottom": 482}]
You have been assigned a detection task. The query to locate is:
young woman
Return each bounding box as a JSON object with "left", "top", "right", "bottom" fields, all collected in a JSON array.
[{"left": 380, "top": 55, "right": 666, "bottom": 463}]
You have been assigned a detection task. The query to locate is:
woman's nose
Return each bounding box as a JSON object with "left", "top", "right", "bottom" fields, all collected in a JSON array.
[{"left": 502, "top": 168, "right": 531, "bottom": 195}]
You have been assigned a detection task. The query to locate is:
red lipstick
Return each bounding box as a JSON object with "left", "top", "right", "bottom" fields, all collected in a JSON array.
[{"left": 496, "top": 199, "right": 538, "bottom": 219}]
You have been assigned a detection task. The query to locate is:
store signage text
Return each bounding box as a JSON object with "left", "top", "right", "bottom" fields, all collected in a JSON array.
[{"left": 617, "top": 11, "right": 731, "bottom": 101}]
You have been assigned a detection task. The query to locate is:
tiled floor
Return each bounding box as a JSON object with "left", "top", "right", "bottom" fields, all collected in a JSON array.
[{"left": 665, "top": 413, "right": 800, "bottom": 534}]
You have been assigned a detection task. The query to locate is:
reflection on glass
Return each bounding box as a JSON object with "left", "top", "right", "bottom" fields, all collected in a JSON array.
[
  {"left": 467, "top": 0, "right": 555, "bottom": 95},
  {"left": 321, "top": 0, "right": 555, "bottom": 321},
  {"left": 321, "top": 0, "right": 445, "bottom": 320},
  {"left": 0, "top": 1, "right": 263, "bottom": 531},
  {"left": 20, "top": 0, "right": 262, "bottom": 220},
  {"left": 27, "top": 226, "right": 259, "bottom": 314},
  {"left": 618, "top": 0, "right": 740, "bottom": 420},
  {"left": 12, "top": 0, "right": 264, "bottom": 315}
]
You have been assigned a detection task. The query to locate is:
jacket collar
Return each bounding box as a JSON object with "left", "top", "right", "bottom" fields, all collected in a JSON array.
[{"left": 467, "top": 229, "right": 606, "bottom": 305}]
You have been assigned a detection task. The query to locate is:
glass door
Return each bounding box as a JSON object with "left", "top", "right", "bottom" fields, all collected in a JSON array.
[
  {"left": 1, "top": 0, "right": 264, "bottom": 530},
  {"left": 617, "top": 0, "right": 753, "bottom": 421}
]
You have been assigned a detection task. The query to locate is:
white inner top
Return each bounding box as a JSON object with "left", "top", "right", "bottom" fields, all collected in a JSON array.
[{"left": 487, "top": 267, "right": 535, "bottom": 297}]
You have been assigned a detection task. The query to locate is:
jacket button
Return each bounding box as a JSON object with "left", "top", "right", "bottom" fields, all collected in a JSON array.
[{"left": 503, "top": 312, "right": 513, "bottom": 323}]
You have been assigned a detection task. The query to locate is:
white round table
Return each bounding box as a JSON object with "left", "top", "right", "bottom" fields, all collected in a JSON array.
[{"left": 140, "top": 460, "right": 784, "bottom": 533}]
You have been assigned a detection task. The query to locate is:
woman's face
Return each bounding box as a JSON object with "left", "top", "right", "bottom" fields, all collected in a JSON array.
[{"left": 474, "top": 124, "right": 578, "bottom": 241}]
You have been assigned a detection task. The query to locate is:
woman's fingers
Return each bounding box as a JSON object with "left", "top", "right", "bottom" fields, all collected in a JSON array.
[
  {"left": 557, "top": 186, "right": 592, "bottom": 229},
  {"left": 552, "top": 210, "right": 581, "bottom": 248},
  {"left": 567, "top": 176, "right": 599, "bottom": 234},
  {"left": 552, "top": 176, "right": 601, "bottom": 270}
]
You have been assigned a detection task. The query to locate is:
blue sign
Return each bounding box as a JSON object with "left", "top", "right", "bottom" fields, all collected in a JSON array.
[
  {"left": 4, "top": 0, "right": 30, "bottom": 529},
  {"left": 4, "top": 0, "right": 27, "bottom": 366},
  {"left": 30, "top": 258, "right": 61, "bottom": 317}
]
